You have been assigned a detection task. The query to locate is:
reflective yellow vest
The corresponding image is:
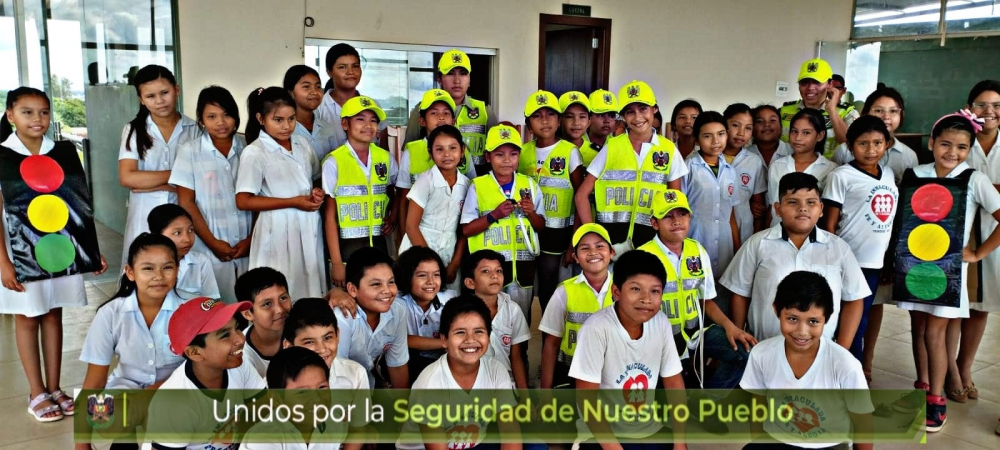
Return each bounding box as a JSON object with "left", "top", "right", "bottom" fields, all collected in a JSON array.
[
  {"left": 467, "top": 174, "right": 538, "bottom": 283},
  {"left": 579, "top": 134, "right": 602, "bottom": 167},
  {"left": 594, "top": 133, "right": 676, "bottom": 247},
  {"left": 328, "top": 143, "right": 391, "bottom": 245},
  {"left": 457, "top": 97, "right": 488, "bottom": 168},
  {"left": 779, "top": 100, "right": 855, "bottom": 158},
  {"left": 637, "top": 238, "right": 704, "bottom": 347},
  {"left": 517, "top": 140, "right": 575, "bottom": 254},
  {"left": 404, "top": 138, "right": 472, "bottom": 185},
  {"left": 558, "top": 275, "right": 614, "bottom": 365}
]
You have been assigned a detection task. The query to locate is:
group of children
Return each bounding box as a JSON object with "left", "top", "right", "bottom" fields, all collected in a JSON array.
[{"left": 1, "top": 43, "right": 1000, "bottom": 447}]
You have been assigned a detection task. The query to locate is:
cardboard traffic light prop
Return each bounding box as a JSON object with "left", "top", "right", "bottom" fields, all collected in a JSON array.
[{"left": 0, "top": 141, "right": 101, "bottom": 282}]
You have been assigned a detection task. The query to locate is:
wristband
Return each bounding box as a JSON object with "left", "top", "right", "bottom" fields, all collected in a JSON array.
[{"left": 486, "top": 213, "right": 497, "bottom": 224}]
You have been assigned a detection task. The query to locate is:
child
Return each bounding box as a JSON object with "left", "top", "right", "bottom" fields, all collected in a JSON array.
[
  {"left": 394, "top": 246, "right": 457, "bottom": 385},
  {"left": 568, "top": 249, "right": 686, "bottom": 448},
  {"left": 740, "top": 271, "right": 873, "bottom": 450},
  {"left": 746, "top": 104, "right": 792, "bottom": 167},
  {"left": 0, "top": 87, "right": 108, "bottom": 422},
  {"left": 670, "top": 99, "right": 703, "bottom": 159},
  {"left": 236, "top": 267, "right": 292, "bottom": 378},
  {"left": 822, "top": 116, "right": 899, "bottom": 364},
  {"left": 721, "top": 172, "right": 868, "bottom": 345},
  {"left": 118, "top": 64, "right": 201, "bottom": 268},
  {"left": 539, "top": 224, "right": 615, "bottom": 389},
  {"left": 235, "top": 87, "right": 325, "bottom": 301},
  {"left": 147, "top": 204, "right": 220, "bottom": 300},
  {"left": 281, "top": 297, "right": 370, "bottom": 389},
  {"left": 518, "top": 91, "right": 584, "bottom": 311},
  {"left": 559, "top": 90, "right": 592, "bottom": 152},
  {"left": 462, "top": 249, "right": 531, "bottom": 389},
  {"left": 316, "top": 43, "right": 387, "bottom": 149},
  {"left": 683, "top": 111, "right": 741, "bottom": 277},
  {"left": 322, "top": 95, "right": 398, "bottom": 287},
  {"left": 285, "top": 64, "right": 339, "bottom": 161},
  {"left": 461, "top": 124, "right": 544, "bottom": 323},
  {"left": 80, "top": 233, "right": 184, "bottom": 391},
  {"left": 335, "top": 247, "right": 409, "bottom": 388},
  {"left": 722, "top": 103, "right": 768, "bottom": 236},
  {"left": 767, "top": 108, "right": 839, "bottom": 227},
  {"left": 831, "top": 88, "right": 917, "bottom": 183},
  {"left": 400, "top": 124, "right": 471, "bottom": 288},
  {"left": 575, "top": 80, "right": 688, "bottom": 257},
  {"left": 170, "top": 85, "right": 252, "bottom": 303},
  {"left": 409, "top": 295, "right": 521, "bottom": 450},
  {"left": 897, "top": 112, "right": 1000, "bottom": 432},
  {"left": 144, "top": 296, "right": 264, "bottom": 450},
  {"left": 583, "top": 90, "right": 618, "bottom": 165}
]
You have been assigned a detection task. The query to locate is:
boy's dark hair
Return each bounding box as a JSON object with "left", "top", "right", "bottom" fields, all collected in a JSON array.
[
  {"left": 439, "top": 294, "right": 493, "bottom": 337},
  {"left": 722, "top": 102, "right": 752, "bottom": 121},
  {"left": 670, "top": 99, "right": 702, "bottom": 128},
  {"left": 861, "top": 87, "right": 905, "bottom": 117},
  {"left": 196, "top": 85, "right": 241, "bottom": 135},
  {"left": 846, "top": 115, "right": 891, "bottom": 149},
  {"left": 282, "top": 297, "right": 339, "bottom": 344},
  {"left": 692, "top": 111, "right": 726, "bottom": 137},
  {"left": 789, "top": 108, "right": 827, "bottom": 154},
  {"left": 777, "top": 172, "right": 821, "bottom": 201},
  {"left": 427, "top": 125, "right": 466, "bottom": 152},
  {"left": 966, "top": 79, "right": 1000, "bottom": 106},
  {"left": 235, "top": 267, "right": 289, "bottom": 305},
  {"left": 395, "top": 247, "right": 446, "bottom": 297},
  {"left": 323, "top": 43, "right": 361, "bottom": 91},
  {"left": 832, "top": 74, "right": 846, "bottom": 86},
  {"left": 773, "top": 271, "right": 834, "bottom": 322},
  {"left": 346, "top": 247, "right": 394, "bottom": 289},
  {"left": 612, "top": 250, "right": 667, "bottom": 290},
  {"left": 266, "top": 346, "right": 331, "bottom": 389},
  {"left": 932, "top": 114, "right": 977, "bottom": 142},
  {"left": 147, "top": 203, "right": 192, "bottom": 235},
  {"left": 461, "top": 249, "right": 506, "bottom": 287}
]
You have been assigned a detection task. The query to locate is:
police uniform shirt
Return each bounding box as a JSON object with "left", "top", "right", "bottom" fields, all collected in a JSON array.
[
  {"left": 401, "top": 96, "right": 500, "bottom": 146},
  {"left": 531, "top": 141, "right": 583, "bottom": 175},
  {"left": 719, "top": 226, "right": 869, "bottom": 342},
  {"left": 538, "top": 272, "right": 613, "bottom": 338},
  {"left": 652, "top": 235, "right": 717, "bottom": 301},
  {"left": 831, "top": 139, "right": 918, "bottom": 185},
  {"left": 766, "top": 154, "right": 838, "bottom": 227},
  {"left": 822, "top": 163, "right": 899, "bottom": 269},
  {"left": 585, "top": 132, "right": 689, "bottom": 182},
  {"left": 483, "top": 291, "right": 531, "bottom": 375},
  {"left": 334, "top": 299, "right": 410, "bottom": 388},
  {"left": 459, "top": 173, "right": 546, "bottom": 224},
  {"left": 321, "top": 144, "right": 398, "bottom": 197}
]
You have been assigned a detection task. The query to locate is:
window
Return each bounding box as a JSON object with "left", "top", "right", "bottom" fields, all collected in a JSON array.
[
  {"left": 853, "top": 0, "right": 1000, "bottom": 40},
  {"left": 305, "top": 39, "right": 497, "bottom": 126}
]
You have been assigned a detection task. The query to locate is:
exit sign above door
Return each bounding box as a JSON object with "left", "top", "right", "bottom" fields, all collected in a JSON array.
[{"left": 562, "top": 3, "right": 591, "bottom": 16}]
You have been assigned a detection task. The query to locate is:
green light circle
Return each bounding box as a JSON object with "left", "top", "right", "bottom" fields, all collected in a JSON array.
[
  {"left": 34, "top": 234, "right": 76, "bottom": 273},
  {"left": 905, "top": 263, "right": 948, "bottom": 301}
]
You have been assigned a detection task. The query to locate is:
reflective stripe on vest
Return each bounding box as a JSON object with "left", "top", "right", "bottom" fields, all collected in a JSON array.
[
  {"left": 467, "top": 174, "right": 537, "bottom": 285},
  {"left": 637, "top": 238, "right": 705, "bottom": 343},
  {"left": 594, "top": 134, "right": 675, "bottom": 245},
  {"left": 457, "top": 98, "right": 489, "bottom": 166},
  {"left": 559, "top": 276, "right": 614, "bottom": 365},
  {"left": 405, "top": 138, "right": 473, "bottom": 184},
  {"left": 517, "top": 140, "right": 576, "bottom": 230},
  {"left": 330, "top": 143, "right": 391, "bottom": 244}
]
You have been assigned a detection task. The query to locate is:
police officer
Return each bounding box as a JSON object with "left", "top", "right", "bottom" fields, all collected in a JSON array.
[{"left": 780, "top": 58, "right": 859, "bottom": 158}]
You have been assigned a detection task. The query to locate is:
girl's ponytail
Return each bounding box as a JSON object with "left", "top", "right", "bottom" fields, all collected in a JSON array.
[
  {"left": 245, "top": 87, "right": 296, "bottom": 145},
  {"left": 0, "top": 112, "right": 12, "bottom": 143},
  {"left": 245, "top": 87, "right": 265, "bottom": 144},
  {"left": 125, "top": 65, "right": 177, "bottom": 159}
]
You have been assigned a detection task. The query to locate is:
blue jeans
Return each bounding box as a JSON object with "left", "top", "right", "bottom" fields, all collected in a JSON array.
[
  {"left": 850, "top": 268, "right": 881, "bottom": 361},
  {"left": 701, "top": 324, "right": 751, "bottom": 389}
]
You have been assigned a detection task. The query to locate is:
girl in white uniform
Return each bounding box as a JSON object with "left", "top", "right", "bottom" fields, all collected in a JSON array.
[
  {"left": 118, "top": 65, "right": 201, "bottom": 269},
  {"left": 236, "top": 87, "right": 326, "bottom": 301},
  {"left": 0, "top": 88, "right": 108, "bottom": 422},
  {"left": 285, "top": 65, "right": 339, "bottom": 162},
  {"left": 767, "top": 108, "right": 839, "bottom": 226},
  {"left": 722, "top": 103, "right": 768, "bottom": 238},
  {"left": 394, "top": 246, "right": 457, "bottom": 384},
  {"left": 147, "top": 204, "right": 220, "bottom": 300}
]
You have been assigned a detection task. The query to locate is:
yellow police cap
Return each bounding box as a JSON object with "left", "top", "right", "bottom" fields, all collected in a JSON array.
[
  {"left": 419, "top": 89, "right": 456, "bottom": 115},
  {"left": 797, "top": 58, "right": 833, "bottom": 83},
  {"left": 524, "top": 90, "right": 561, "bottom": 117},
  {"left": 651, "top": 189, "right": 691, "bottom": 219},
  {"left": 439, "top": 49, "right": 471, "bottom": 75},
  {"left": 589, "top": 89, "right": 618, "bottom": 114},
  {"left": 572, "top": 223, "right": 612, "bottom": 248},
  {"left": 485, "top": 124, "right": 522, "bottom": 152},
  {"left": 617, "top": 80, "right": 656, "bottom": 114},
  {"left": 559, "top": 91, "right": 591, "bottom": 113},
  {"left": 340, "top": 95, "right": 387, "bottom": 122}
]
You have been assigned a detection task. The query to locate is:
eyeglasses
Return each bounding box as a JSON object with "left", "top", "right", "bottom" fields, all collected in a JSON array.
[
  {"left": 871, "top": 107, "right": 901, "bottom": 117},
  {"left": 971, "top": 102, "right": 1000, "bottom": 111}
]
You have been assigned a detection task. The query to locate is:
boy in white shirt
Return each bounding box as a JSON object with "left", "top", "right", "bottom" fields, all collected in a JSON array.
[
  {"left": 282, "top": 298, "right": 370, "bottom": 390},
  {"left": 237, "top": 267, "right": 292, "bottom": 378},
  {"left": 740, "top": 271, "right": 873, "bottom": 450}
]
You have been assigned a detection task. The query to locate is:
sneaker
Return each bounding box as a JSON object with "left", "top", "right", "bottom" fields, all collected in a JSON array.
[{"left": 925, "top": 395, "right": 947, "bottom": 433}]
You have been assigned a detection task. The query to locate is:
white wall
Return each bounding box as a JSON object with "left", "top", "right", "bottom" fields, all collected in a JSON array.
[{"left": 178, "top": 0, "right": 852, "bottom": 129}]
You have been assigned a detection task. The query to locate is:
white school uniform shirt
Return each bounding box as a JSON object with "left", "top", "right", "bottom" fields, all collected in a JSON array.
[
  {"left": 740, "top": 336, "right": 874, "bottom": 449},
  {"left": 483, "top": 291, "right": 531, "bottom": 376},
  {"left": 335, "top": 299, "right": 410, "bottom": 388},
  {"left": 568, "top": 306, "right": 683, "bottom": 439},
  {"left": 539, "top": 272, "right": 613, "bottom": 338},
  {"left": 176, "top": 250, "right": 221, "bottom": 300},
  {"left": 398, "top": 166, "right": 470, "bottom": 266},
  {"left": 321, "top": 143, "right": 398, "bottom": 197},
  {"left": 766, "top": 154, "right": 838, "bottom": 226},
  {"left": 118, "top": 114, "right": 201, "bottom": 269},
  {"left": 822, "top": 163, "right": 898, "bottom": 269},
  {"left": 241, "top": 325, "right": 272, "bottom": 379},
  {"left": 831, "top": 139, "right": 918, "bottom": 185},
  {"left": 400, "top": 290, "right": 456, "bottom": 339},
  {"left": 683, "top": 151, "right": 742, "bottom": 275},
  {"left": 727, "top": 149, "right": 768, "bottom": 243},
  {"left": 964, "top": 132, "right": 1000, "bottom": 312},
  {"left": 235, "top": 133, "right": 325, "bottom": 301},
  {"left": 898, "top": 162, "right": 1000, "bottom": 319},
  {"left": 0, "top": 134, "right": 86, "bottom": 317},
  {"left": 80, "top": 291, "right": 186, "bottom": 389},
  {"left": 459, "top": 173, "right": 547, "bottom": 224},
  {"left": 315, "top": 90, "right": 389, "bottom": 149},
  {"left": 396, "top": 138, "right": 478, "bottom": 189},
  {"left": 720, "top": 226, "right": 869, "bottom": 341},
  {"left": 169, "top": 133, "right": 251, "bottom": 303},
  {"left": 143, "top": 360, "right": 266, "bottom": 450},
  {"left": 586, "top": 132, "right": 689, "bottom": 182},
  {"left": 294, "top": 115, "right": 340, "bottom": 163},
  {"left": 746, "top": 140, "right": 793, "bottom": 167}
]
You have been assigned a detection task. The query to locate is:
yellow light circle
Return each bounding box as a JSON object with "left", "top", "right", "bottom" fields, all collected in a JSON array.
[
  {"left": 27, "top": 194, "right": 70, "bottom": 233},
  {"left": 907, "top": 223, "right": 950, "bottom": 262}
]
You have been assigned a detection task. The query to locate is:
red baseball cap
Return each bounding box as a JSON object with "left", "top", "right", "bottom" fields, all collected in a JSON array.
[{"left": 168, "top": 297, "right": 251, "bottom": 355}]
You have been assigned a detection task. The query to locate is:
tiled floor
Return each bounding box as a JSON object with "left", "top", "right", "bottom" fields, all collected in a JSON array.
[{"left": 1, "top": 223, "right": 998, "bottom": 448}]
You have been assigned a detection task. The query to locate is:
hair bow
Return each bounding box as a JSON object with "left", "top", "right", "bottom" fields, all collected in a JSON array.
[{"left": 934, "top": 109, "right": 985, "bottom": 134}]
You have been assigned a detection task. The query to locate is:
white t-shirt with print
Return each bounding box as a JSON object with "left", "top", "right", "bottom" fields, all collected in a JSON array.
[{"left": 822, "top": 164, "right": 899, "bottom": 268}]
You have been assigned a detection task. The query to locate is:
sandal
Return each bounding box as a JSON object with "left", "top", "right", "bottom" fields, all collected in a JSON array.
[
  {"left": 965, "top": 383, "right": 978, "bottom": 400},
  {"left": 946, "top": 387, "right": 968, "bottom": 403},
  {"left": 50, "top": 389, "right": 74, "bottom": 416},
  {"left": 27, "top": 393, "right": 63, "bottom": 423}
]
